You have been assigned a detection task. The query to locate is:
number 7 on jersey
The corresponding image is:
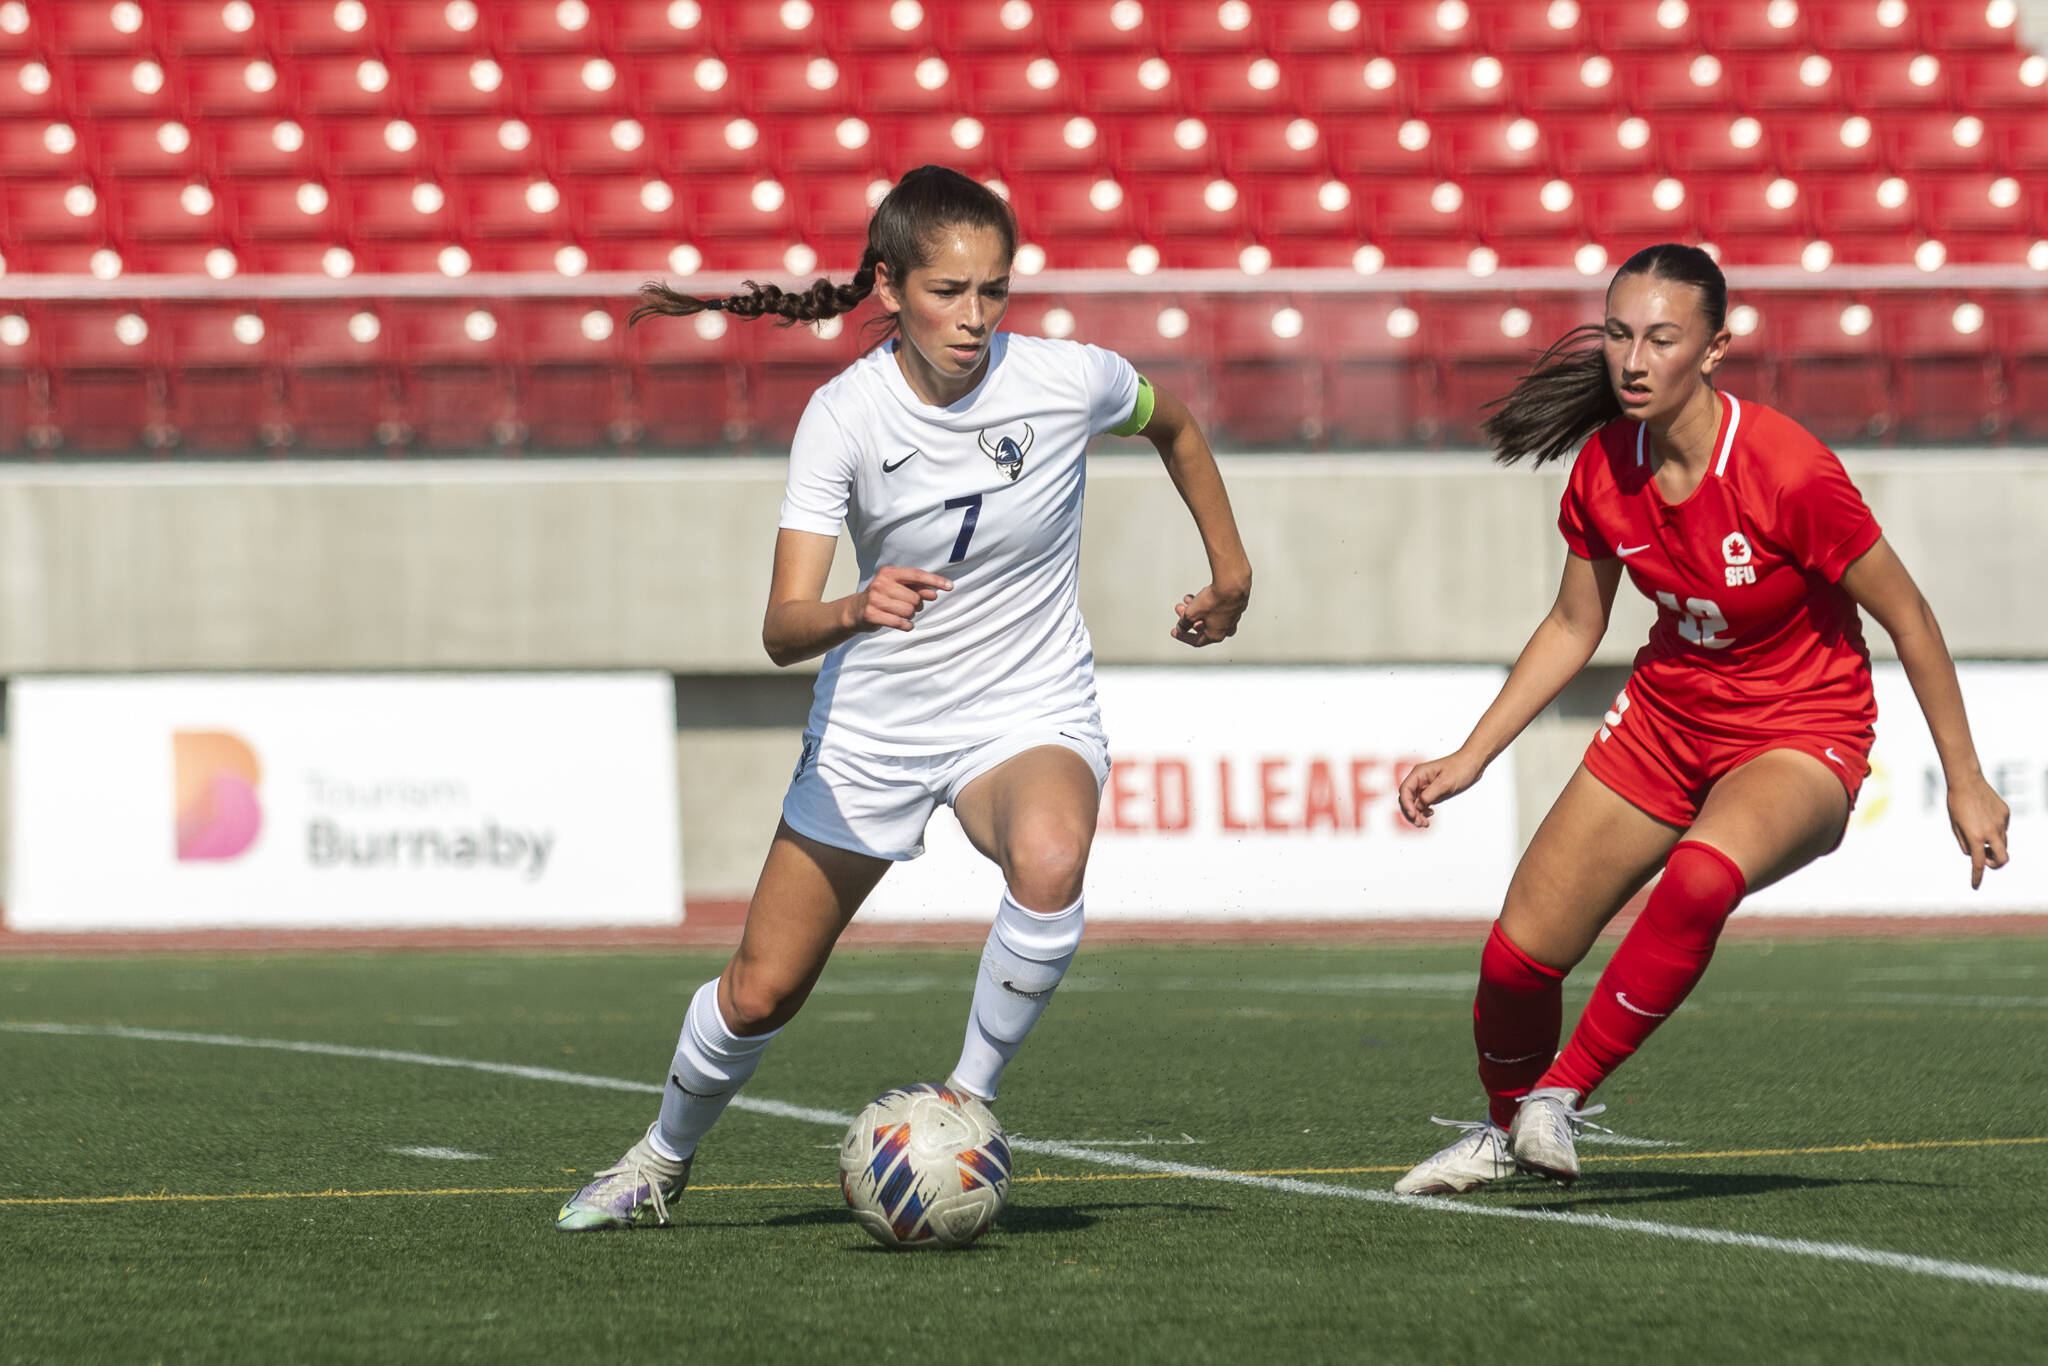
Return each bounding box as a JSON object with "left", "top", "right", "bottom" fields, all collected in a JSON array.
[{"left": 943, "top": 493, "right": 982, "bottom": 563}]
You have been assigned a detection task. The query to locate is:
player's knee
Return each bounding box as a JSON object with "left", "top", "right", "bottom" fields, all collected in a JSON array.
[
  {"left": 722, "top": 961, "right": 807, "bottom": 1036},
  {"left": 1002, "top": 821, "right": 1090, "bottom": 911}
]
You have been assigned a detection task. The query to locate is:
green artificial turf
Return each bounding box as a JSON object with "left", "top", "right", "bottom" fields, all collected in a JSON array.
[{"left": 2, "top": 938, "right": 2045, "bottom": 1365}]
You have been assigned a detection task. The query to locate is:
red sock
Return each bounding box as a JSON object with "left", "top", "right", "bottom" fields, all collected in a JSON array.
[
  {"left": 1474, "top": 921, "right": 1566, "bottom": 1129},
  {"left": 1541, "top": 841, "right": 1747, "bottom": 1100}
]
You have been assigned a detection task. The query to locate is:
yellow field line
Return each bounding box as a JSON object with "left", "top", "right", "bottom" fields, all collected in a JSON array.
[{"left": 7, "top": 1133, "right": 2044, "bottom": 1208}]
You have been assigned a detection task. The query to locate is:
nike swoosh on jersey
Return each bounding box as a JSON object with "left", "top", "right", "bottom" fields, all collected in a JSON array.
[
  {"left": 1614, "top": 992, "right": 1669, "bottom": 1019},
  {"left": 1617, "top": 543, "right": 1651, "bottom": 557},
  {"left": 881, "top": 450, "right": 918, "bottom": 473},
  {"left": 1824, "top": 747, "right": 1845, "bottom": 767}
]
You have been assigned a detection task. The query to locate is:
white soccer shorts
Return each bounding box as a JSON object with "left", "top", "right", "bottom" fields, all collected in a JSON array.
[{"left": 780, "top": 720, "right": 1112, "bottom": 861}]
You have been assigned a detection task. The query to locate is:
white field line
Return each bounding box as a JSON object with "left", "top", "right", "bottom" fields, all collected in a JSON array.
[
  {"left": 7, "top": 1021, "right": 2046, "bottom": 1297},
  {"left": 388, "top": 1146, "right": 488, "bottom": 1161},
  {"left": 1578, "top": 1133, "right": 1686, "bottom": 1148}
]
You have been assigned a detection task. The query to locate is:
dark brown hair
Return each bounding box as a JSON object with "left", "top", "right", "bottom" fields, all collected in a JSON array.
[
  {"left": 1480, "top": 243, "right": 1730, "bottom": 466},
  {"left": 627, "top": 165, "right": 1019, "bottom": 348}
]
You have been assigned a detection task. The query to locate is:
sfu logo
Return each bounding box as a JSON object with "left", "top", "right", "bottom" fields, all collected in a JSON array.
[
  {"left": 173, "top": 730, "right": 263, "bottom": 861},
  {"left": 1722, "top": 531, "right": 1756, "bottom": 588}
]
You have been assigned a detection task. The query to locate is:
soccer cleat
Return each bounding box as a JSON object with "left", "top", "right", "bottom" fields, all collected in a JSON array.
[
  {"left": 1507, "top": 1087, "right": 1610, "bottom": 1187},
  {"left": 1392, "top": 1117, "right": 1516, "bottom": 1195},
  {"left": 554, "top": 1124, "right": 692, "bottom": 1231}
]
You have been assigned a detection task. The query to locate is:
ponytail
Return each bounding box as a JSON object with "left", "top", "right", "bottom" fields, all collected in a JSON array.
[
  {"left": 1480, "top": 324, "right": 1619, "bottom": 467},
  {"left": 1482, "top": 243, "right": 1730, "bottom": 467},
  {"left": 629, "top": 249, "right": 881, "bottom": 329},
  {"left": 626, "top": 165, "right": 1017, "bottom": 350}
]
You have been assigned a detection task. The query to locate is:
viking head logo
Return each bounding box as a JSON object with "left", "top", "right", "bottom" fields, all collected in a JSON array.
[{"left": 977, "top": 423, "right": 1033, "bottom": 482}]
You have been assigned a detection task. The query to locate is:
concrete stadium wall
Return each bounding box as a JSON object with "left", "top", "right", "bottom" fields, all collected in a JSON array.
[{"left": 0, "top": 451, "right": 2041, "bottom": 898}]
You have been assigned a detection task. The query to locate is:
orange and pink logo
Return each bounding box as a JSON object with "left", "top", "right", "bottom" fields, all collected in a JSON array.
[{"left": 174, "top": 731, "right": 263, "bottom": 861}]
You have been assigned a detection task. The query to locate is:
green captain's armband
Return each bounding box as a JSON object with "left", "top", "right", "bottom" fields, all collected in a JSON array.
[{"left": 1107, "top": 375, "right": 1156, "bottom": 437}]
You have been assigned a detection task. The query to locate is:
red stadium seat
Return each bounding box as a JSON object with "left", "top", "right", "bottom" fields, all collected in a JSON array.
[
  {"left": 43, "top": 304, "right": 164, "bottom": 453},
  {"left": 1249, "top": 175, "right": 1360, "bottom": 238},
  {"left": 45, "top": 7, "right": 151, "bottom": 54},
  {"left": 268, "top": 303, "right": 391, "bottom": 444},
  {"left": 429, "top": 115, "right": 544, "bottom": 174},
  {"left": 633, "top": 52, "right": 741, "bottom": 113},
  {"left": 1589, "top": 0, "right": 1697, "bottom": 49},
  {"left": 1883, "top": 113, "right": 1995, "bottom": 171},
  {"left": 869, "top": 116, "right": 997, "bottom": 177},
  {"left": 1407, "top": 52, "right": 1515, "bottom": 114},
  {"left": 67, "top": 55, "right": 180, "bottom": 118},
  {"left": 1728, "top": 50, "right": 1843, "bottom": 108},
  {"left": 342, "top": 177, "right": 443, "bottom": 239},
  {"left": 1323, "top": 296, "right": 1430, "bottom": 446},
  {"left": 110, "top": 177, "right": 222, "bottom": 241},
  {"left": 294, "top": 55, "right": 399, "bottom": 115},
  {"left": 1324, "top": 115, "right": 1437, "bottom": 179},
  {"left": 324, "top": 114, "right": 431, "bottom": 175},
  {"left": 1577, "top": 173, "right": 1697, "bottom": 239},
  {"left": 1212, "top": 297, "right": 1322, "bottom": 448},
  {"left": 1292, "top": 55, "right": 1406, "bottom": 114},
  {"left": 1620, "top": 51, "right": 1736, "bottom": 111},
  {"left": 1372, "top": 4, "right": 1465, "bottom": 54},
  {"left": 1663, "top": 116, "right": 1773, "bottom": 173},
  {"left": 1010, "top": 170, "right": 1138, "bottom": 239},
  {"left": 659, "top": 115, "right": 772, "bottom": 175},
  {"left": 1919, "top": 171, "right": 2030, "bottom": 236},
  {"left": 1515, "top": 54, "right": 1625, "bottom": 113},
  {"left": 0, "top": 119, "right": 85, "bottom": 179},
  {"left": 750, "top": 319, "right": 866, "bottom": 447},
  {"left": 1835, "top": 50, "right": 1951, "bottom": 108},
  {"left": 1472, "top": 0, "right": 1585, "bottom": 52},
  {"left": 1133, "top": 174, "right": 1253, "bottom": 240},
  {"left": 1693, "top": 171, "right": 1808, "bottom": 237},
  {"left": 228, "top": 175, "right": 337, "bottom": 241},
  {"left": 826, "top": 1, "right": 932, "bottom": 52},
  {"left": 2002, "top": 115, "right": 2048, "bottom": 172},
  {"left": 1049, "top": 1, "right": 1159, "bottom": 50},
  {"left": 938, "top": 2, "right": 1049, "bottom": 51},
  {"left": 159, "top": 303, "right": 279, "bottom": 453},
  {"left": 1366, "top": 175, "right": 1472, "bottom": 239},
  {"left": 1767, "top": 295, "right": 1892, "bottom": 444},
  {"left": 609, "top": 2, "right": 712, "bottom": 52},
  {"left": 721, "top": 0, "right": 824, "bottom": 51},
  {"left": 1075, "top": 53, "right": 1181, "bottom": 113},
  {"left": 388, "top": 301, "right": 518, "bottom": 450},
  {"left": 523, "top": 53, "right": 629, "bottom": 115},
  {"left": 1695, "top": 0, "right": 1810, "bottom": 50},
  {"left": 996, "top": 114, "right": 1113, "bottom": 173},
  {"left": 183, "top": 56, "right": 295, "bottom": 116},
  {"left": 1940, "top": 52, "right": 2048, "bottom": 109},
  {"left": 1432, "top": 114, "right": 1548, "bottom": 176},
  {"left": 1113, "top": 113, "right": 1223, "bottom": 174},
  {"left": 386, "top": 3, "right": 488, "bottom": 52},
  {"left": 629, "top": 307, "right": 744, "bottom": 450},
  {"left": 962, "top": 53, "right": 1078, "bottom": 114},
  {"left": 1883, "top": 296, "right": 2002, "bottom": 442},
  {"left": 274, "top": 3, "right": 378, "bottom": 54},
  {"left": 853, "top": 53, "right": 959, "bottom": 115},
  {"left": 162, "top": 1, "right": 268, "bottom": 56},
  {"left": 1922, "top": 0, "right": 2029, "bottom": 50},
  {"left": 407, "top": 54, "right": 518, "bottom": 115},
  {"left": 1471, "top": 175, "right": 1584, "bottom": 239},
  {"left": 774, "top": 113, "right": 882, "bottom": 174},
  {"left": 1769, "top": 112, "right": 1884, "bottom": 173},
  {"left": 544, "top": 115, "right": 658, "bottom": 176},
  {"left": 94, "top": 117, "right": 204, "bottom": 176},
  {"left": 1266, "top": 2, "right": 1372, "bottom": 52},
  {"left": 689, "top": 174, "right": 799, "bottom": 237},
  {"left": 512, "top": 300, "right": 628, "bottom": 449},
  {"left": 1545, "top": 113, "right": 1661, "bottom": 175},
  {"left": 1430, "top": 298, "right": 1585, "bottom": 446},
  {"left": 570, "top": 174, "right": 682, "bottom": 237},
  {"left": 789, "top": 174, "right": 886, "bottom": 241},
  {"left": 1809, "top": 2, "right": 1919, "bottom": 50},
  {"left": 460, "top": 175, "right": 567, "bottom": 238},
  {"left": 1213, "top": 115, "right": 1331, "bottom": 176},
  {"left": 209, "top": 117, "right": 322, "bottom": 175},
  {"left": 1805, "top": 172, "right": 1919, "bottom": 237},
  {"left": 1177, "top": 54, "right": 1296, "bottom": 115},
  {"left": 3, "top": 178, "right": 106, "bottom": 241},
  {"left": 492, "top": 0, "right": 603, "bottom": 54},
  {"left": 1153, "top": 0, "right": 1269, "bottom": 51},
  {"left": 2003, "top": 299, "right": 2048, "bottom": 440}
]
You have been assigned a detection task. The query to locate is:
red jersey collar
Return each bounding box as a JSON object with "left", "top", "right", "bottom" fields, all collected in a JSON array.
[{"left": 1634, "top": 392, "right": 1744, "bottom": 477}]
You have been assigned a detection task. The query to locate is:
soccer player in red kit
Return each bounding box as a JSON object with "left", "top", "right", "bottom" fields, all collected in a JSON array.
[{"left": 1392, "top": 243, "right": 2012, "bottom": 1194}]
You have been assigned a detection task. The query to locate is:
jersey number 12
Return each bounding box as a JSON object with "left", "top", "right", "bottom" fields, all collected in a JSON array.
[{"left": 1655, "top": 590, "right": 1730, "bottom": 649}]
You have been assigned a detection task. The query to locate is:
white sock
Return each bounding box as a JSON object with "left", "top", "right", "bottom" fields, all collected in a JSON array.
[
  {"left": 651, "top": 978, "right": 780, "bottom": 1161},
  {"left": 951, "top": 890, "right": 1085, "bottom": 1102}
]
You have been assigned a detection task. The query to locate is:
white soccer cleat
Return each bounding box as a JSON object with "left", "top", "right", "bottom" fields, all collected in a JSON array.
[
  {"left": 1507, "top": 1087, "right": 1609, "bottom": 1187},
  {"left": 1392, "top": 1116, "right": 1516, "bottom": 1195},
  {"left": 555, "top": 1124, "right": 692, "bottom": 1231}
]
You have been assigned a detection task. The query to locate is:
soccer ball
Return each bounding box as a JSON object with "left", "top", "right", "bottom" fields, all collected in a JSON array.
[{"left": 838, "top": 1082, "right": 1012, "bottom": 1250}]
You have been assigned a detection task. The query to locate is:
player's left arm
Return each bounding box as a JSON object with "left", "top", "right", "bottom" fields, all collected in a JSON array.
[
  {"left": 1122, "top": 379, "right": 1253, "bottom": 647},
  {"left": 1840, "top": 537, "right": 2010, "bottom": 888}
]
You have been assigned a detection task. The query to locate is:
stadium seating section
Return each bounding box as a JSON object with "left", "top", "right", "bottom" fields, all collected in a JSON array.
[{"left": 0, "top": 0, "right": 2042, "bottom": 451}]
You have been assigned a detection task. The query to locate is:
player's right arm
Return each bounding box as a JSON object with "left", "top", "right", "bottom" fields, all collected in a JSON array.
[
  {"left": 762, "top": 529, "right": 953, "bottom": 667},
  {"left": 1398, "top": 551, "right": 1623, "bottom": 827}
]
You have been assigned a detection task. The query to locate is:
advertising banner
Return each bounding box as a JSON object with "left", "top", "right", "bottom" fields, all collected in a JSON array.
[
  {"left": 862, "top": 666, "right": 1516, "bottom": 921},
  {"left": 1747, "top": 662, "right": 2048, "bottom": 913},
  {"left": 8, "top": 674, "right": 681, "bottom": 931}
]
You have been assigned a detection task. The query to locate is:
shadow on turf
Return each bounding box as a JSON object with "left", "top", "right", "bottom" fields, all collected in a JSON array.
[
  {"left": 1508, "top": 1169, "right": 1938, "bottom": 1208},
  {"left": 743, "top": 1199, "right": 1230, "bottom": 1244}
]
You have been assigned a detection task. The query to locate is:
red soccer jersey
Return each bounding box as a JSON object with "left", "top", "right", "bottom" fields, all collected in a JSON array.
[{"left": 1558, "top": 394, "right": 1883, "bottom": 740}]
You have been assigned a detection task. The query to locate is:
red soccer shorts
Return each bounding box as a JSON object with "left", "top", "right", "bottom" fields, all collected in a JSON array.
[{"left": 1582, "top": 685, "right": 1872, "bottom": 829}]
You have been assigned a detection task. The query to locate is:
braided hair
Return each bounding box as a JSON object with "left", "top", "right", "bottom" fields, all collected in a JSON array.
[
  {"left": 629, "top": 165, "right": 1019, "bottom": 349},
  {"left": 1481, "top": 243, "right": 1729, "bottom": 466}
]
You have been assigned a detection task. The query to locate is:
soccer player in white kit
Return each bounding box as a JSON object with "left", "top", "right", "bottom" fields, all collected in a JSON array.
[{"left": 558, "top": 166, "right": 1254, "bottom": 1230}]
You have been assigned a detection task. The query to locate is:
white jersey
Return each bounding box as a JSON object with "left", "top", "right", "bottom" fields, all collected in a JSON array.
[{"left": 778, "top": 331, "right": 1142, "bottom": 754}]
